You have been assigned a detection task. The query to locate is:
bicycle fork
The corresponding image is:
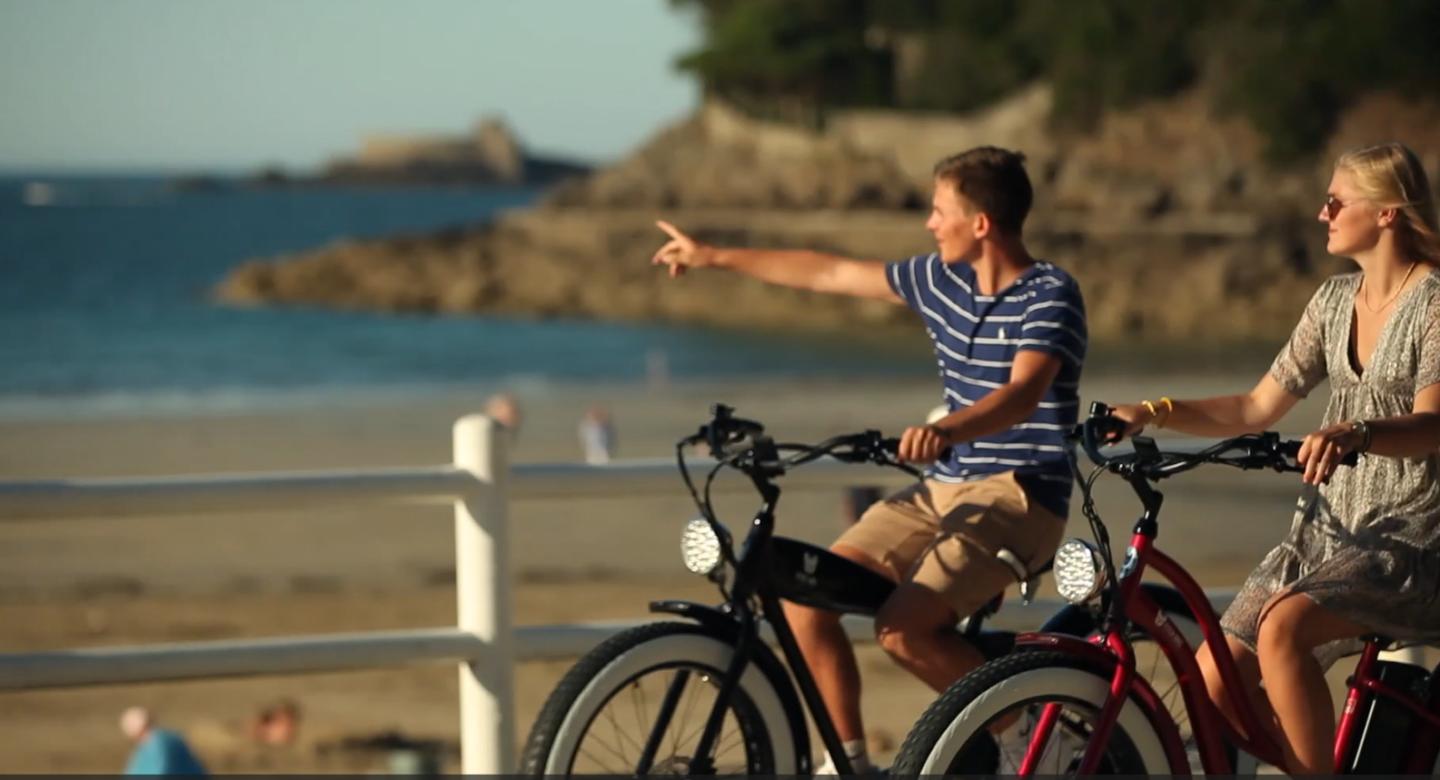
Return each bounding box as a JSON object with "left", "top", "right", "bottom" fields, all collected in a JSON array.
[
  {"left": 671, "top": 593, "right": 852, "bottom": 776},
  {"left": 682, "top": 611, "right": 762, "bottom": 775},
  {"left": 1017, "top": 631, "right": 1138, "bottom": 776},
  {"left": 1022, "top": 501, "right": 1159, "bottom": 777}
]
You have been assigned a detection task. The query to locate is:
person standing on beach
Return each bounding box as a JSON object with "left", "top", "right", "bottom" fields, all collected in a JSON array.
[
  {"left": 652, "top": 146, "right": 1086, "bottom": 774},
  {"left": 578, "top": 404, "right": 617, "bottom": 464},
  {"left": 120, "top": 706, "right": 208, "bottom": 776}
]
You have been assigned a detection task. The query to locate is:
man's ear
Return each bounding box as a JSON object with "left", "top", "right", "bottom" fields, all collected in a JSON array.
[{"left": 972, "top": 211, "right": 993, "bottom": 239}]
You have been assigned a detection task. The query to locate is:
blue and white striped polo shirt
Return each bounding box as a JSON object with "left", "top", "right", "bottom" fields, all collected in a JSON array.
[{"left": 887, "top": 253, "right": 1087, "bottom": 518}]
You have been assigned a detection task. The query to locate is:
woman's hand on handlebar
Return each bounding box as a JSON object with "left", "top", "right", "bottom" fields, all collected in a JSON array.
[
  {"left": 1104, "top": 403, "right": 1153, "bottom": 441},
  {"left": 1297, "top": 421, "right": 1363, "bottom": 485},
  {"left": 898, "top": 423, "right": 949, "bottom": 463}
]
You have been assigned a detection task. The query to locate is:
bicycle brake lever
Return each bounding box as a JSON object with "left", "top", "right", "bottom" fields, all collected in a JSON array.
[{"left": 1130, "top": 435, "right": 1161, "bottom": 460}]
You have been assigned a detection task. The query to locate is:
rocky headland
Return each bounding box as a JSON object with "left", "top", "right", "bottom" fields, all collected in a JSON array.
[
  {"left": 215, "top": 87, "right": 1440, "bottom": 347},
  {"left": 171, "top": 117, "right": 590, "bottom": 191},
  {"left": 312, "top": 116, "right": 588, "bottom": 187}
]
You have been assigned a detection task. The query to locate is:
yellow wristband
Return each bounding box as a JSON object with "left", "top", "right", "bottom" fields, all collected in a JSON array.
[
  {"left": 1140, "top": 400, "right": 1158, "bottom": 421},
  {"left": 1156, "top": 396, "right": 1174, "bottom": 427}
]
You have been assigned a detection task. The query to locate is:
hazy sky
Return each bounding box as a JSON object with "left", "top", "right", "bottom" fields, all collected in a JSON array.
[{"left": 0, "top": 0, "right": 702, "bottom": 172}]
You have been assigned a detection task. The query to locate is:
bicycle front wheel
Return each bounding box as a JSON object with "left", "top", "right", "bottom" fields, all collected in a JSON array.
[
  {"left": 892, "top": 650, "right": 1178, "bottom": 776},
  {"left": 519, "top": 622, "right": 802, "bottom": 776}
]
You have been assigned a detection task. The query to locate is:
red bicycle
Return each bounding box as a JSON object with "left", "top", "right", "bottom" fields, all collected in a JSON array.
[{"left": 891, "top": 402, "right": 1440, "bottom": 776}]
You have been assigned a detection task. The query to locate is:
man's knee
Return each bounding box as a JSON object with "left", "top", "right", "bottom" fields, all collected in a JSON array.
[
  {"left": 873, "top": 584, "right": 958, "bottom": 659},
  {"left": 873, "top": 614, "right": 925, "bottom": 660}
]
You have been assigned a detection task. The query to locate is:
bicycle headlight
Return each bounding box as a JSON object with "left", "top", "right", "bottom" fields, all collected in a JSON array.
[
  {"left": 680, "top": 518, "right": 724, "bottom": 576},
  {"left": 1054, "top": 538, "right": 1108, "bottom": 605}
]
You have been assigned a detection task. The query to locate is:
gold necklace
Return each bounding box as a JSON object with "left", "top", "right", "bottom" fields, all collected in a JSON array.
[{"left": 1359, "top": 261, "right": 1418, "bottom": 313}]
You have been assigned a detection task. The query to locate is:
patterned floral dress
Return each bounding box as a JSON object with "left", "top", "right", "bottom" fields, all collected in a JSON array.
[{"left": 1220, "top": 269, "right": 1440, "bottom": 665}]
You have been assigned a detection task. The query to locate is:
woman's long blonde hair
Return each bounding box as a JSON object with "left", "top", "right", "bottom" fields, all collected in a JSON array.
[{"left": 1336, "top": 142, "right": 1440, "bottom": 266}]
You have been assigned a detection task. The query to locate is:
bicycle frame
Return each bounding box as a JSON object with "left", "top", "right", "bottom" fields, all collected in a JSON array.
[
  {"left": 666, "top": 470, "right": 863, "bottom": 776},
  {"left": 1022, "top": 494, "right": 1440, "bottom": 776},
  {"left": 673, "top": 461, "right": 1006, "bottom": 776}
]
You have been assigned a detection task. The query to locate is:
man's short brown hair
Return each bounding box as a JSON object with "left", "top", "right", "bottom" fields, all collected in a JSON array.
[{"left": 933, "top": 147, "right": 1033, "bottom": 235}]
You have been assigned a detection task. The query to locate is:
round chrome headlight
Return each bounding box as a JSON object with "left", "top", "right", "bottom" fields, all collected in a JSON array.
[
  {"left": 1054, "top": 538, "right": 1107, "bottom": 605},
  {"left": 681, "top": 518, "right": 723, "bottom": 576}
]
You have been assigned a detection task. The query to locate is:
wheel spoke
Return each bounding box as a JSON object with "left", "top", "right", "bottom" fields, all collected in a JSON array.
[
  {"left": 669, "top": 672, "right": 705, "bottom": 760},
  {"left": 531, "top": 629, "right": 776, "bottom": 776},
  {"left": 577, "top": 742, "right": 623, "bottom": 773},
  {"left": 601, "top": 704, "right": 646, "bottom": 759},
  {"left": 892, "top": 653, "right": 1156, "bottom": 775}
]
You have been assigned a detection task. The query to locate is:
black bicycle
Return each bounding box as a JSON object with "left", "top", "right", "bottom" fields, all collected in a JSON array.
[{"left": 519, "top": 404, "right": 1198, "bottom": 776}]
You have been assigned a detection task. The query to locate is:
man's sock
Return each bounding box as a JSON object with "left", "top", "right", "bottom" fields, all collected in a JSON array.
[{"left": 815, "top": 739, "right": 874, "bottom": 775}]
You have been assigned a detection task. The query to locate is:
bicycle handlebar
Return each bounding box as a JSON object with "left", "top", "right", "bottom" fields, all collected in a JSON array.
[
  {"left": 685, "top": 404, "right": 950, "bottom": 478},
  {"left": 1073, "top": 401, "right": 1358, "bottom": 479},
  {"left": 675, "top": 405, "right": 945, "bottom": 574}
]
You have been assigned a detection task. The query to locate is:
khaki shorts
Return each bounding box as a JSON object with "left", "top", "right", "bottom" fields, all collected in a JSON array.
[{"left": 835, "top": 471, "right": 1066, "bottom": 618}]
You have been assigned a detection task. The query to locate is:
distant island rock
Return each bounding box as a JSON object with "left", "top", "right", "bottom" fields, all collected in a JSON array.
[
  {"left": 215, "top": 88, "right": 1440, "bottom": 347},
  {"left": 313, "top": 117, "right": 589, "bottom": 186},
  {"left": 174, "top": 117, "right": 589, "bottom": 191}
]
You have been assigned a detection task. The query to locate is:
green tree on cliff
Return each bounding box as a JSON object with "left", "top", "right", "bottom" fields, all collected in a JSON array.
[
  {"left": 671, "top": 0, "right": 1440, "bottom": 161},
  {"left": 671, "top": 0, "right": 891, "bottom": 126}
]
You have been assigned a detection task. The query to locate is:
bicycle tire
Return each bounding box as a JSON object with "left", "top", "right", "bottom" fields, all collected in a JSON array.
[
  {"left": 519, "top": 621, "right": 802, "bottom": 775},
  {"left": 891, "top": 650, "right": 1178, "bottom": 776}
]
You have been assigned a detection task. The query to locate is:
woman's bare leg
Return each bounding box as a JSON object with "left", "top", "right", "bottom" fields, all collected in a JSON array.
[
  {"left": 1255, "top": 594, "right": 1368, "bottom": 774},
  {"left": 1197, "top": 635, "right": 1277, "bottom": 740}
]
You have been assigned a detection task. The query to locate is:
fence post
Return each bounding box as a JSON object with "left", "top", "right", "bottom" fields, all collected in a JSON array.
[{"left": 454, "top": 414, "right": 512, "bottom": 773}]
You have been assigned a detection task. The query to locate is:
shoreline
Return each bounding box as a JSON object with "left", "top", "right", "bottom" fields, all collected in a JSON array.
[{"left": 0, "top": 341, "right": 1283, "bottom": 424}]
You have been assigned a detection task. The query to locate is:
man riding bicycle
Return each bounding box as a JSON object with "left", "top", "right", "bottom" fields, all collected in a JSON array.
[{"left": 652, "top": 146, "right": 1086, "bottom": 774}]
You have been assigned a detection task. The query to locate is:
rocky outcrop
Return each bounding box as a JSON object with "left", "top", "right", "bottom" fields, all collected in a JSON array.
[
  {"left": 216, "top": 89, "right": 1440, "bottom": 347},
  {"left": 275, "top": 117, "right": 588, "bottom": 187}
]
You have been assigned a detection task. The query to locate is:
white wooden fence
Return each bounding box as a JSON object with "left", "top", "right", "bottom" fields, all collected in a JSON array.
[{"left": 0, "top": 415, "right": 1409, "bottom": 773}]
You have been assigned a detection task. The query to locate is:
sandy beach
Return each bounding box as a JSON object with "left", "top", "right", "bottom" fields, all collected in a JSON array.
[{"left": 0, "top": 371, "right": 1371, "bottom": 772}]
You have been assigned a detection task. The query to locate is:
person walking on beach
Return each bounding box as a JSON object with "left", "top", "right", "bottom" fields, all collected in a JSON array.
[
  {"left": 1106, "top": 142, "right": 1440, "bottom": 775},
  {"left": 578, "top": 404, "right": 617, "bottom": 464},
  {"left": 120, "top": 706, "right": 208, "bottom": 776},
  {"left": 652, "top": 146, "right": 1086, "bottom": 773}
]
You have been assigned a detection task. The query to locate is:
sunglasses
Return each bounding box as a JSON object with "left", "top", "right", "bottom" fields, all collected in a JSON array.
[{"left": 1322, "top": 194, "right": 1347, "bottom": 220}]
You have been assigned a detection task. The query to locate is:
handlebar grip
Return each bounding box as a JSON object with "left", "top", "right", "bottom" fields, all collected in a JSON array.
[
  {"left": 1078, "top": 403, "right": 1125, "bottom": 465},
  {"left": 1278, "top": 440, "right": 1360, "bottom": 467},
  {"left": 879, "top": 437, "right": 952, "bottom": 463}
]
